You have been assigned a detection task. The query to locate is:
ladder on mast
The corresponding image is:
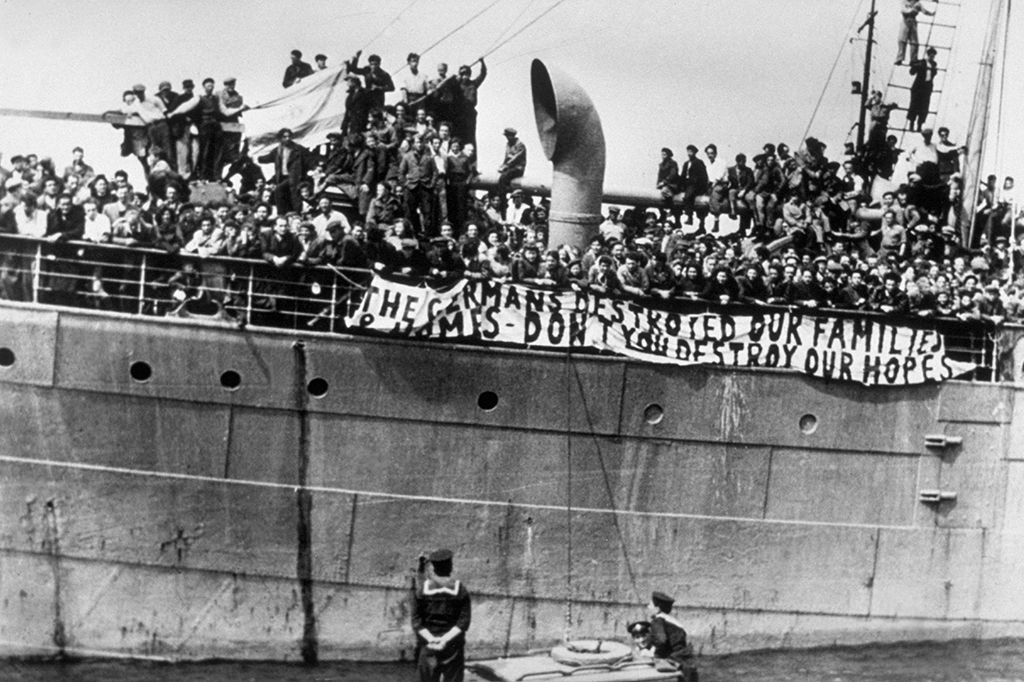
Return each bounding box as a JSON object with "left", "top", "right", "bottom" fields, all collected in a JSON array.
[{"left": 879, "top": 0, "right": 964, "bottom": 148}]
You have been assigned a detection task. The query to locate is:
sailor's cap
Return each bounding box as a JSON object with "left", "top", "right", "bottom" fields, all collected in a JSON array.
[
  {"left": 429, "top": 548, "right": 454, "bottom": 563},
  {"left": 651, "top": 591, "right": 674, "bottom": 611}
]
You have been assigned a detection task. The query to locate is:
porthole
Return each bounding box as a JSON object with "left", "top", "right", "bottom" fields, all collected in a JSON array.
[
  {"left": 799, "top": 414, "right": 818, "bottom": 434},
  {"left": 643, "top": 403, "right": 664, "bottom": 425},
  {"left": 0, "top": 347, "right": 14, "bottom": 368},
  {"left": 129, "top": 361, "right": 152, "bottom": 383},
  {"left": 477, "top": 391, "right": 499, "bottom": 411},
  {"left": 220, "top": 370, "right": 242, "bottom": 391},
  {"left": 307, "top": 377, "right": 329, "bottom": 398}
]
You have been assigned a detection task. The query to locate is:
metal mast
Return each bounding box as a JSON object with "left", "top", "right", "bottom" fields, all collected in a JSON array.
[{"left": 856, "top": 0, "right": 878, "bottom": 151}]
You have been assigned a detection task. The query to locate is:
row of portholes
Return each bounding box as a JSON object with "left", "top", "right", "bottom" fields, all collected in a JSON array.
[
  {"left": 128, "top": 360, "right": 330, "bottom": 398},
  {"left": 642, "top": 402, "right": 818, "bottom": 434},
  {"left": 3, "top": 351, "right": 823, "bottom": 430}
]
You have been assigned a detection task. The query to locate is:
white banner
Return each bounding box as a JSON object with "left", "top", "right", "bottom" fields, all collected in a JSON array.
[
  {"left": 346, "top": 277, "right": 978, "bottom": 386},
  {"left": 244, "top": 67, "right": 349, "bottom": 156}
]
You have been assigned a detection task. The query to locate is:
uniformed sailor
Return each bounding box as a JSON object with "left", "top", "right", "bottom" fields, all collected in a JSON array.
[
  {"left": 413, "top": 548, "right": 471, "bottom": 682},
  {"left": 626, "top": 620, "right": 654, "bottom": 658},
  {"left": 646, "top": 590, "right": 698, "bottom": 681}
]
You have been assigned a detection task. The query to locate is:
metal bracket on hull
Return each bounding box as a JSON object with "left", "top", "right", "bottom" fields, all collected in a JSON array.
[
  {"left": 918, "top": 489, "right": 958, "bottom": 504},
  {"left": 924, "top": 434, "right": 963, "bottom": 449}
]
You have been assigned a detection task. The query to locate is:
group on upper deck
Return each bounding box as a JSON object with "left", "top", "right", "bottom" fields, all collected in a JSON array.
[{"left": 0, "top": 28, "right": 1021, "bottom": 328}]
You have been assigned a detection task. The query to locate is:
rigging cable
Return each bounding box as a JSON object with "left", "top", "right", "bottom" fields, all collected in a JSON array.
[
  {"left": 940, "top": 2, "right": 965, "bottom": 126},
  {"left": 993, "top": 0, "right": 1012, "bottom": 178},
  {"left": 800, "top": 0, "right": 866, "bottom": 147},
  {"left": 395, "top": 0, "right": 504, "bottom": 75},
  {"left": 569, "top": 357, "right": 642, "bottom": 606},
  {"left": 479, "top": 0, "right": 574, "bottom": 62},
  {"left": 360, "top": 0, "right": 423, "bottom": 53},
  {"left": 483, "top": 0, "right": 541, "bottom": 57},
  {"left": 563, "top": 352, "right": 574, "bottom": 643}
]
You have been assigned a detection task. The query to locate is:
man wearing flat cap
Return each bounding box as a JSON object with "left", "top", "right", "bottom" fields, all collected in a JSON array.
[
  {"left": 646, "top": 590, "right": 697, "bottom": 680},
  {"left": 496, "top": 127, "right": 526, "bottom": 219},
  {"left": 219, "top": 77, "right": 246, "bottom": 174},
  {"left": 413, "top": 548, "right": 471, "bottom": 682}
]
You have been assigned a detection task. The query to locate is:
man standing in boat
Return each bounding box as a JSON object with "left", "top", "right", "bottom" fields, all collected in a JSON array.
[
  {"left": 647, "top": 591, "right": 697, "bottom": 682},
  {"left": 413, "top": 548, "right": 471, "bottom": 682}
]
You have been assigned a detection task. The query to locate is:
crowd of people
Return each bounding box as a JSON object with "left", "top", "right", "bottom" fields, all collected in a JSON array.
[
  {"left": 0, "top": 39, "right": 1022, "bottom": 328},
  {"left": 99, "top": 47, "right": 490, "bottom": 211},
  {"left": 0, "top": 131, "right": 1022, "bottom": 329}
]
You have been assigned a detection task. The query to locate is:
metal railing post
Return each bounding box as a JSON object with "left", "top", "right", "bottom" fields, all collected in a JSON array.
[
  {"left": 137, "top": 253, "right": 147, "bottom": 315},
  {"left": 329, "top": 270, "right": 338, "bottom": 333},
  {"left": 31, "top": 244, "right": 41, "bottom": 304},
  {"left": 246, "top": 264, "right": 254, "bottom": 325}
]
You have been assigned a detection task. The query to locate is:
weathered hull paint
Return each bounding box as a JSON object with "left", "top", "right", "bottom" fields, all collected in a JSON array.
[{"left": 1, "top": 303, "right": 1022, "bottom": 660}]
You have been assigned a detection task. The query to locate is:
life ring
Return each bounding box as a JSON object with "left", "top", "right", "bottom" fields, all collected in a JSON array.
[{"left": 550, "top": 639, "right": 631, "bottom": 666}]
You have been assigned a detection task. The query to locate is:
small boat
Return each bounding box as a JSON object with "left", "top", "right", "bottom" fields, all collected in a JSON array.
[{"left": 468, "top": 640, "right": 685, "bottom": 681}]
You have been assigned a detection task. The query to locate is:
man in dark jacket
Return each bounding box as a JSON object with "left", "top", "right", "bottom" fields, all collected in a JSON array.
[
  {"left": 646, "top": 591, "right": 697, "bottom": 681},
  {"left": 258, "top": 128, "right": 315, "bottom": 216},
  {"left": 413, "top": 549, "right": 471, "bottom": 682},
  {"left": 341, "top": 75, "right": 374, "bottom": 137},
  {"left": 282, "top": 49, "right": 314, "bottom": 88},
  {"left": 906, "top": 47, "right": 938, "bottom": 132},
  {"left": 399, "top": 137, "right": 438, "bottom": 236},
  {"left": 680, "top": 145, "right": 708, "bottom": 229}
]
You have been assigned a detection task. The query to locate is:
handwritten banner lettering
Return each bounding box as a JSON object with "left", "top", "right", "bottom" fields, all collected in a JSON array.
[{"left": 346, "top": 277, "right": 975, "bottom": 385}]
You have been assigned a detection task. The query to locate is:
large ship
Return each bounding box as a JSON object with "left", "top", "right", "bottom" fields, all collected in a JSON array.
[{"left": 2, "top": 0, "right": 1023, "bottom": 666}]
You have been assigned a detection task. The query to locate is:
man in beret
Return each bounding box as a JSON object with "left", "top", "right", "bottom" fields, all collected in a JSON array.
[
  {"left": 413, "top": 548, "right": 471, "bottom": 682},
  {"left": 646, "top": 591, "right": 697, "bottom": 681},
  {"left": 315, "top": 53, "right": 328, "bottom": 70}
]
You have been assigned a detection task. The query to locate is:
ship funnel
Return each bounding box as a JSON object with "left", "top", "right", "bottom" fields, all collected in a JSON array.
[{"left": 530, "top": 59, "right": 606, "bottom": 252}]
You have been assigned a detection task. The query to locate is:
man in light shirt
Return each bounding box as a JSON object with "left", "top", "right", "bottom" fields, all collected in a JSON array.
[
  {"left": 122, "top": 84, "right": 171, "bottom": 170},
  {"left": 905, "top": 127, "right": 940, "bottom": 183},
  {"left": 311, "top": 196, "right": 351, "bottom": 238},
  {"left": 82, "top": 199, "right": 111, "bottom": 243},
  {"left": 15, "top": 193, "right": 48, "bottom": 238},
  {"left": 402, "top": 52, "right": 429, "bottom": 105}
]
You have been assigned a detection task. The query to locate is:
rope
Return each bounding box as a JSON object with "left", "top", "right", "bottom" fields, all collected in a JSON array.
[
  {"left": 564, "top": 351, "right": 574, "bottom": 643},
  {"left": 801, "top": 0, "right": 865, "bottom": 147},
  {"left": 569, "top": 358, "right": 642, "bottom": 605},
  {"left": 0, "top": 453, "right": 924, "bottom": 531},
  {"left": 483, "top": 0, "right": 540, "bottom": 57},
  {"left": 479, "top": 0, "right": 574, "bottom": 62},
  {"left": 360, "top": 0, "right": 423, "bottom": 53},
  {"left": 394, "top": 0, "right": 504, "bottom": 76}
]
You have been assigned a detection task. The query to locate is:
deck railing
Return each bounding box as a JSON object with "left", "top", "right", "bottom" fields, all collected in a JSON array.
[{"left": 0, "top": 233, "right": 1013, "bottom": 382}]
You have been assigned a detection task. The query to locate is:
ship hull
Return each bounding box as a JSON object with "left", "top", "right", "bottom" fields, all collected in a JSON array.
[{"left": 1, "top": 303, "right": 1023, "bottom": 660}]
